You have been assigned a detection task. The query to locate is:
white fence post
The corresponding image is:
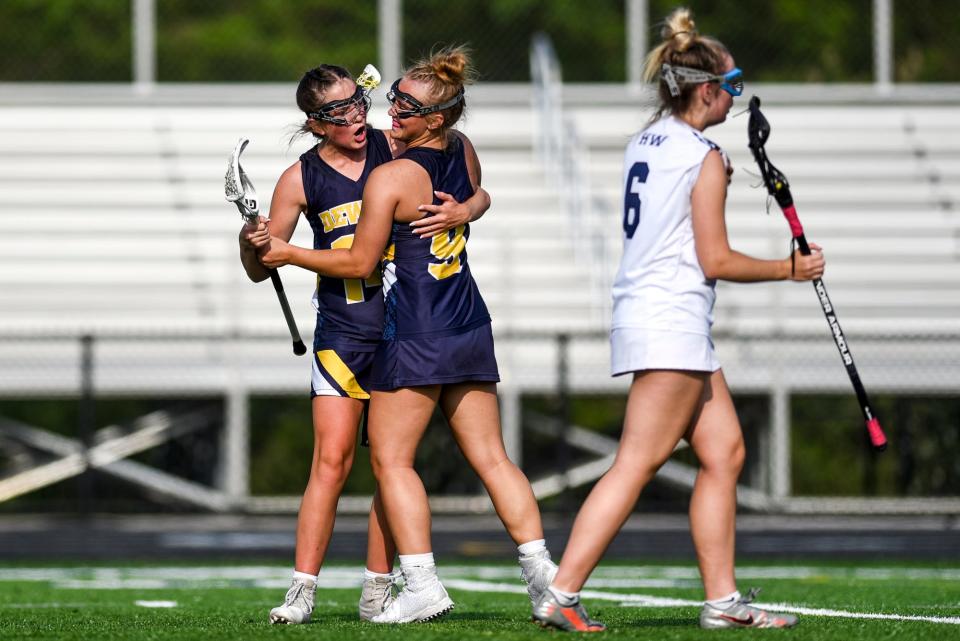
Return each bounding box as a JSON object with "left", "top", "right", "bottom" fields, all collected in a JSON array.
[
  {"left": 626, "top": 0, "right": 647, "bottom": 93},
  {"left": 873, "top": 0, "right": 893, "bottom": 93},
  {"left": 379, "top": 0, "right": 403, "bottom": 84},
  {"left": 132, "top": 0, "right": 156, "bottom": 93}
]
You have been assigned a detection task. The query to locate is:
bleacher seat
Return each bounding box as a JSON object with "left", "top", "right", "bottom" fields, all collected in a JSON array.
[{"left": 0, "top": 93, "right": 957, "bottom": 396}]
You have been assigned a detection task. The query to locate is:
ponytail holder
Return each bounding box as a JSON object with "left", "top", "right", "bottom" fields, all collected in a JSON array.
[{"left": 661, "top": 63, "right": 681, "bottom": 97}]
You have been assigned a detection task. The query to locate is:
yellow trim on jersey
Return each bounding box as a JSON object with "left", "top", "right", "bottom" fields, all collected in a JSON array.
[{"left": 316, "top": 349, "right": 371, "bottom": 399}]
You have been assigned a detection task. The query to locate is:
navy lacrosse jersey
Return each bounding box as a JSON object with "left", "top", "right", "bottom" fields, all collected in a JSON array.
[
  {"left": 380, "top": 137, "right": 491, "bottom": 341},
  {"left": 300, "top": 126, "right": 393, "bottom": 344}
]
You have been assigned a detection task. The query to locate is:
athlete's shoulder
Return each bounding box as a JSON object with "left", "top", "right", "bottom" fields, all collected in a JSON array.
[
  {"left": 631, "top": 117, "right": 718, "bottom": 166},
  {"left": 277, "top": 160, "right": 305, "bottom": 193},
  {"left": 298, "top": 143, "right": 321, "bottom": 165},
  {"left": 367, "top": 156, "right": 426, "bottom": 191}
]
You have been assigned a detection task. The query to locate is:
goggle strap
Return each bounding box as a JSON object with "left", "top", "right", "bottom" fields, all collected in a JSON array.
[
  {"left": 661, "top": 64, "right": 681, "bottom": 97},
  {"left": 388, "top": 79, "right": 465, "bottom": 117},
  {"left": 661, "top": 64, "right": 742, "bottom": 94}
]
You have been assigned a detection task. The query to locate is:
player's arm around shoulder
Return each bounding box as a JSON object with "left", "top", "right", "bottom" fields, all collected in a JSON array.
[
  {"left": 239, "top": 161, "right": 305, "bottom": 283},
  {"left": 262, "top": 161, "right": 402, "bottom": 278},
  {"left": 410, "top": 132, "right": 491, "bottom": 238},
  {"left": 457, "top": 131, "right": 491, "bottom": 218}
]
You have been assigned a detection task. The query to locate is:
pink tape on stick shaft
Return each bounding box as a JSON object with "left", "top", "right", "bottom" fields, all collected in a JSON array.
[
  {"left": 781, "top": 204, "right": 805, "bottom": 239},
  {"left": 866, "top": 418, "right": 888, "bottom": 450}
]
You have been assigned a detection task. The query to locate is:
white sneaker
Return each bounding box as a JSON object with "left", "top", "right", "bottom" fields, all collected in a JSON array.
[
  {"left": 370, "top": 573, "right": 453, "bottom": 624},
  {"left": 520, "top": 549, "right": 559, "bottom": 606},
  {"left": 269, "top": 577, "right": 315, "bottom": 624},
  {"left": 700, "top": 588, "right": 798, "bottom": 629},
  {"left": 358, "top": 572, "right": 400, "bottom": 621}
]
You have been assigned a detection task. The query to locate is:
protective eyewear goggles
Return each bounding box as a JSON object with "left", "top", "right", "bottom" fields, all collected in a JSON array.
[
  {"left": 308, "top": 86, "right": 371, "bottom": 126},
  {"left": 719, "top": 68, "right": 744, "bottom": 97},
  {"left": 386, "top": 79, "right": 465, "bottom": 119},
  {"left": 661, "top": 64, "right": 744, "bottom": 97}
]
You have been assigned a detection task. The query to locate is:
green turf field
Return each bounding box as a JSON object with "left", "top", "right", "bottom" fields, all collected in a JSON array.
[{"left": 1, "top": 562, "right": 959, "bottom": 640}]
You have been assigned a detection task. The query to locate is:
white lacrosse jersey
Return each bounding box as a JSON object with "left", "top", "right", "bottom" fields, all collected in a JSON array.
[{"left": 611, "top": 116, "right": 720, "bottom": 337}]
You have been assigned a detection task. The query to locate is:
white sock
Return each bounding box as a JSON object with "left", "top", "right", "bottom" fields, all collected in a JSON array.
[
  {"left": 399, "top": 552, "right": 437, "bottom": 590},
  {"left": 364, "top": 568, "right": 393, "bottom": 581},
  {"left": 293, "top": 570, "right": 318, "bottom": 584},
  {"left": 548, "top": 585, "right": 580, "bottom": 606},
  {"left": 517, "top": 538, "right": 547, "bottom": 558},
  {"left": 399, "top": 552, "right": 435, "bottom": 568},
  {"left": 706, "top": 590, "right": 741, "bottom": 610}
]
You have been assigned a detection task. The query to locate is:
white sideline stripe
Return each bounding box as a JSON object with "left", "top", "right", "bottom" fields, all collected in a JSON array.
[
  {"left": 4, "top": 564, "right": 960, "bottom": 583},
  {"left": 447, "top": 579, "right": 960, "bottom": 626},
  {"left": 1, "top": 565, "right": 959, "bottom": 625},
  {"left": 135, "top": 600, "right": 177, "bottom": 608}
]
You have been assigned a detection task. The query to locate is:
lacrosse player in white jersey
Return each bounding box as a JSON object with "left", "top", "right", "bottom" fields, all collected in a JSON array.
[{"left": 533, "top": 7, "right": 824, "bottom": 632}]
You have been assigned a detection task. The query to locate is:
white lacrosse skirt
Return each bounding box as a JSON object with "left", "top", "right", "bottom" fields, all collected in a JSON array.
[{"left": 610, "top": 327, "right": 721, "bottom": 376}]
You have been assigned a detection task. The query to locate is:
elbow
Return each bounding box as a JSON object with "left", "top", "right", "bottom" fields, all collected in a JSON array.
[
  {"left": 345, "top": 258, "right": 378, "bottom": 279},
  {"left": 700, "top": 260, "right": 723, "bottom": 280},
  {"left": 701, "top": 264, "right": 721, "bottom": 281},
  {"left": 699, "top": 256, "right": 725, "bottom": 281}
]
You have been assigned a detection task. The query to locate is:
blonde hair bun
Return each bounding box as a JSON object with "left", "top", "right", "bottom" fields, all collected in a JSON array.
[
  {"left": 661, "top": 7, "right": 697, "bottom": 53},
  {"left": 430, "top": 46, "right": 471, "bottom": 86}
]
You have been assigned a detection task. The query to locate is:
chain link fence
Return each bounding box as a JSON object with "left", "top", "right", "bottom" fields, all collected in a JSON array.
[
  {"left": 1, "top": 1, "right": 957, "bottom": 83},
  {"left": 0, "top": 331, "right": 957, "bottom": 512}
]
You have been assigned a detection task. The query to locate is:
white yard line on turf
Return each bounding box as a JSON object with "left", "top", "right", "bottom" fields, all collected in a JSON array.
[
  {"left": 2, "top": 565, "right": 958, "bottom": 625},
  {"left": 445, "top": 579, "right": 960, "bottom": 627}
]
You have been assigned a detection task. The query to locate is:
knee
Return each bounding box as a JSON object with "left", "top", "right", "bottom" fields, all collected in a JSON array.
[
  {"left": 471, "top": 453, "right": 513, "bottom": 481},
  {"left": 312, "top": 448, "right": 354, "bottom": 487},
  {"left": 370, "top": 451, "right": 409, "bottom": 484},
  {"left": 700, "top": 437, "right": 745, "bottom": 478}
]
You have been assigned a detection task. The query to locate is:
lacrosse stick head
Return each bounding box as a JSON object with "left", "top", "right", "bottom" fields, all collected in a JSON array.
[
  {"left": 747, "top": 95, "right": 770, "bottom": 151},
  {"left": 356, "top": 64, "right": 381, "bottom": 93},
  {"left": 746, "top": 95, "right": 790, "bottom": 203},
  {"left": 225, "top": 137, "right": 259, "bottom": 224}
]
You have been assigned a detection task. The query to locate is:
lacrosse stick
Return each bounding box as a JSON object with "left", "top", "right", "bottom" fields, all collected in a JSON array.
[
  {"left": 747, "top": 96, "right": 887, "bottom": 451},
  {"left": 355, "top": 63, "right": 381, "bottom": 93},
  {"left": 226, "top": 138, "right": 307, "bottom": 356}
]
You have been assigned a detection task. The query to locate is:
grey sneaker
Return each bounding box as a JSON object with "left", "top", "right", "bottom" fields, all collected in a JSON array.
[
  {"left": 370, "top": 573, "right": 453, "bottom": 624},
  {"left": 531, "top": 589, "right": 606, "bottom": 632},
  {"left": 699, "top": 588, "right": 798, "bottom": 629},
  {"left": 359, "top": 572, "right": 400, "bottom": 621},
  {"left": 519, "top": 549, "right": 559, "bottom": 606},
  {"left": 269, "top": 577, "right": 316, "bottom": 625}
]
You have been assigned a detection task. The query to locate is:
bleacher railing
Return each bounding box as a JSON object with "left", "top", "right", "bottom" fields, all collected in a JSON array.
[{"left": 530, "top": 33, "right": 612, "bottom": 326}]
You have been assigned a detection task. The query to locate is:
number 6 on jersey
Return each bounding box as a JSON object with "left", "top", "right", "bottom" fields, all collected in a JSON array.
[{"left": 623, "top": 161, "right": 649, "bottom": 239}]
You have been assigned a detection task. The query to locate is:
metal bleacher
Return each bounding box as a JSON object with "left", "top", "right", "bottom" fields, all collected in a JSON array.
[
  {"left": 1, "top": 89, "right": 959, "bottom": 400},
  {"left": 1, "top": 83, "right": 959, "bottom": 514}
]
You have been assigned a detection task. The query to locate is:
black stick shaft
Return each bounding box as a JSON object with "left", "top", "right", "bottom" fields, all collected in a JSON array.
[
  {"left": 794, "top": 232, "right": 887, "bottom": 451},
  {"left": 268, "top": 268, "right": 307, "bottom": 355}
]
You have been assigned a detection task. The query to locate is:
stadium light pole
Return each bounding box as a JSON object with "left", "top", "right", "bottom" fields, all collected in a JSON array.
[{"left": 132, "top": 0, "right": 156, "bottom": 94}]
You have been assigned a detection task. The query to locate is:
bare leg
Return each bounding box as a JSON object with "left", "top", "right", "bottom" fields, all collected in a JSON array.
[
  {"left": 441, "top": 383, "right": 543, "bottom": 544},
  {"left": 685, "top": 370, "right": 744, "bottom": 600},
  {"left": 367, "top": 386, "right": 440, "bottom": 554},
  {"left": 292, "top": 396, "right": 365, "bottom": 574},
  {"left": 551, "top": 370, "right": 706, "bottom": 592},
  {"left": 365, "top": 488, "right": 397, "bottom": 574}
]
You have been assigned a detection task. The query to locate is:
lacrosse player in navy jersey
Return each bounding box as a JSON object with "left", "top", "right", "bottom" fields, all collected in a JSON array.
[
  {"left": 531, "top": 9, "right": 825, "bottom": 632},
  {"left": 257, "top": 46, "right": 558, "bottom": 624},
  {"left": 239, "top": 63, "right": 490, "bottom": 625}
]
